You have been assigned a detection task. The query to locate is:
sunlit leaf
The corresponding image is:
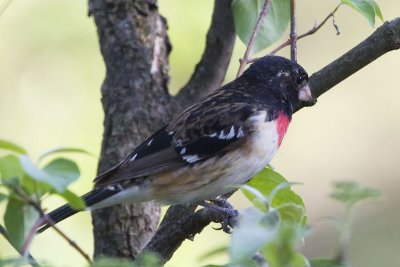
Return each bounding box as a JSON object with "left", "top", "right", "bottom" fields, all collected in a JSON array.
[
  {"left": 230, "top": 208, "right": 279, "bottom": 264},
  {"left": 241, "top": 185, "right": 268, "bottom": 212},
  {"left": 0, "top": 258, "right": 33, "bottom": 267},
  {"left": 275, "top": 203, "right": 305, "bottom": 225},
  {"left": 0, "top": 155, "right": 24, "bottom": 180},
  {"left": 261, "top": 225, "right": 307, "bottom": 267},
  {"left": 39, "top": 147, "right": 94, "bottom": 162},
  {"left": 43, "top": 158, "right": 80, "bottom": 190},
  {"left": 4, "top": 196, "right": 39, "bottom": 250},
  {"left": 0, "top": 192, "right": 7, "bottom": 202},
  {"left": 58, "top": 189, "right": 85, "bottom": 210},
  {"left": 0, "top": 140, "right": 27, "bottom": 154},
  {"left": 341, "top": 0, "right": 383, "bottom": 27},
  {"left": 242, "top": 167, "right": 306, "bottom": 224},
  {"left": 368, "top": 0, "right": 383, "bottom": 21},
  {"left": 232, "top": 0, "right": 290, "bottom": 52},
  {"left": 330, "top": 181, "right": 380, "bottom": 208},
  {"left": 132, "top": 252, "right": 162, "bottom": 267},
  {"left": 20, "top": 156, "right": 79, "bottom": 192},
  {"left": 92, "top": 258, "right": 133, "bottom": 267}
]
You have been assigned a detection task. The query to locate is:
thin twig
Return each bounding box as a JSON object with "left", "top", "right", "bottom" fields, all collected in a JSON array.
[
  {"left": 269, "top": 3, "right": 342, "bottom": 56},
  {"left": 42, "top": 216, "right": 93, "bottom": 265},
  {"left": 0, "top": 223, "right": 8, "bottom": 240},
  {"left": 21, "top": 219, "right": 46, "bottom": 259},
  {"left": 0, "top": 223, "right": 41, "bottom": 267},
  {"left": 290, "top": 0, "right": 297, "bottom": 62},
  {"left": 236, "top": 0, "right": 271, "bottom": 77},
  {"left": 0, "top": 0, "right": 13, "bottom": 18},
  {"left": 9, "top": 185, "right": 92, "bottom": 265}
]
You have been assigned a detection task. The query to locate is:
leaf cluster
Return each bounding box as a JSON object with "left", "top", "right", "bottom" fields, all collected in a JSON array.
[
  {"left": 0, "top": 140, "right": 89, "bottom": 251},
  {"left": 202, "top": 167, "right": 381, "bottom": 267},
  {"left": 232, "top": 0, "right": 383, "bottom": 53}
]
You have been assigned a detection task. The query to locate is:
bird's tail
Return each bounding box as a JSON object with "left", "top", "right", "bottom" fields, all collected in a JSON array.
[{"left": 37, "top": 188, "right": 120, "bottom": 233}]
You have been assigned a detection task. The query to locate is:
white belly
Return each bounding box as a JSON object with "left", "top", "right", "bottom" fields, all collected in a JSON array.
[{"left": 153, "top": 111, "right": 281, "bottom": 203}]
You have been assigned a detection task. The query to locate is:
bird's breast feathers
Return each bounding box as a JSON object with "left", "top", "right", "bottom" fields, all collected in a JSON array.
[{"left": 149, "top": 110, "right": 291, "bottom": 203}]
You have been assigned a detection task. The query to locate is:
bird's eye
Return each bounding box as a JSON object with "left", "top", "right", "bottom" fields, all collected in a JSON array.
[{"left": 296, "top": 74, "right": 308, "bottom": 85}]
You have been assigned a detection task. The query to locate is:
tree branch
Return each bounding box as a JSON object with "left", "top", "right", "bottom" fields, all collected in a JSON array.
[
  {"left": 297, "top": 17, "right": 400, "bottom": 111},
  {"left": 269, "top": 4, "right": 341, "bottom": 56},
  {"left": 237, "top": 0, "right": 271, "bottom": 77},
  {"left": 174, "top": 0, "right": 236, "bottom": 108},
  {"left": 142, "top": 17, "right": 400, "bottom": 264},
  {"left": 290, "top": 0, "right": 297, "bottom": 62},
  {"left": 0, "top": 224, "right": 41, "bottom": 267},
  {"left": 143, "top": 206, "right": 229, "bottom": 265}
]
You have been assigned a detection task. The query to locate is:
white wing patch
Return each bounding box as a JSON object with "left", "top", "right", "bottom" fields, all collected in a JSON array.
[
  {"left": 217, "top": 126, "right": 237, "bottom": 140},
  {"left": 130, "top": 153, "right": 138, "bottom": 161},
  {"left": 237, "top": 127, "right": 245, "bottom": 138},
  {"left": 147, "top": 139, "right": 153, "bottom": 146},
  {"left": 180, "top": 147, "right": 186, "bottom": 155},
  {"left": 182, "top": 154, "right": 201, "bottom": 163},
  {"left": 218, "top": 130, "right": 226, "bottom": 139},
  {"left": 226, "top": 126, "right": 235, "bottom": 139}
]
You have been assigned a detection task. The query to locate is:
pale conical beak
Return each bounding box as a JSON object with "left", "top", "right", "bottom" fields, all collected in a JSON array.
[{"left": 298, "top": 83, "right": 316, "bottom": 104}]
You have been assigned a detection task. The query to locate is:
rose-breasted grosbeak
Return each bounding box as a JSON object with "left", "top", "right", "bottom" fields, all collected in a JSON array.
[{"left": 38, "top": 55, "right": 314, "bottom": 232}]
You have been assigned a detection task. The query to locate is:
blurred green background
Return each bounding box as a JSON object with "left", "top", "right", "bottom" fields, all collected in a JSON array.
[{"left": 1, "top": 0, "right": 400, "bottom": 266}]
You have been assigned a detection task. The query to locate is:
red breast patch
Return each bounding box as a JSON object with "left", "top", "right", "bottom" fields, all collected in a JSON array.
[{"left": 276, "top": 113, "right": 290, "bottom": 147}]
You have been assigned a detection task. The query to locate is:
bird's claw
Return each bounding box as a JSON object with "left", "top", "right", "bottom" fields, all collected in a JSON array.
[{"left": 199, "top": 198, "right": 239, "bottom": 233}]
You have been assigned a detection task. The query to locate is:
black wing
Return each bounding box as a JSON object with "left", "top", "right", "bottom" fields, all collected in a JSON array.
[
  {"left": 93, "top": 127, "right": 184, "bottom": 187},
  {"left": 94, "top": 90, "right": 258, "bottom": 188}
]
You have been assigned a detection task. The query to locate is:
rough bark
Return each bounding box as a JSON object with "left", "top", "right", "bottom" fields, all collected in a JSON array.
[
  {"left": 89, "top": 0, "right": 171, "bottom": 258},
  {"left": 89, "top": 0, "right": 235, "bottom": 260}
]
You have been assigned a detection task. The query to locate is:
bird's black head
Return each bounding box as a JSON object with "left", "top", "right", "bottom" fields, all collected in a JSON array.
[{"left": 242, "top": 56, "right": 315, "bottom": 107}]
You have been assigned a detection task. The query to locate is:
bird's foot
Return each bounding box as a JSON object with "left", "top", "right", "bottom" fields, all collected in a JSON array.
[{"left": 198, "top": 197, "right": 239, "bottom": 233}]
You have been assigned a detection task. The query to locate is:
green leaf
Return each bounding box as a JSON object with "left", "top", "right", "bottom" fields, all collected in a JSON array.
[
  {"left": 43, "top": 158, "right": 80, "bottom": 189},
  {"left": 241, "top": 185, "right": 268, "bottom": 211},
  {"left": 58, "top": 189, "right": 85, "bottom": 210},
  {"left": 0, "top": 258, "right": 33, "bottom": 267},
  {"left": 92, "top": 252, "right": 161, "bottom": 267},
  {"left": 0, "top": 140, "right": 27, "bottom": 154},
  {"left": 242, "top": 167, "right": 306, "bottom": 224},
  {"left": 261, "top": 225, "right": 307, "bottom": 267},
  {"left": 276, "top": 203, "right": 305, "bottom": 225},
  {"left": 133, "top": 252, "right": 162, "bottom": 267},
  {"left": 38, "top": 147, "right": 94, "bottom": 162},
  {"left": 93, "top": 258, "right": 133, "bottom": 267},
  {"left": 330, "top": 181, "right": 380, "bottom": 208},
  {"left": 0, "top": 192, "right": 7, "bottom": 202},
  {"left": 20, "top": 156, "right": 80, "bottom": 192},
  {"left": 232, "top": 0, "right": 290, "bottom": 52},
  {"left": 368, "top": 0, "right": 383, "bottom": 21},
  {"left": 4, "top": 196, "right": 39, "bottom": 250},
  {"left": 0, "top": 155, "right": 25, "bottom": 180},
  {"left": 341, "top": 0, "right": 383, "bottom": 27},
  {"left": 230, "top": 209, "right": 279, "bottom": 264}
]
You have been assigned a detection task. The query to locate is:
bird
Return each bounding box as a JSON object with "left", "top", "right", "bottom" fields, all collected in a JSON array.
[{"left": 37, "top": 55, "right": 315, "bottom": 233}]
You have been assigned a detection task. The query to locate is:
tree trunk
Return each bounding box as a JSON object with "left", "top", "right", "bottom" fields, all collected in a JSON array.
[{"left": 89, "top": 0, "right": 171, "bottom": 258}]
